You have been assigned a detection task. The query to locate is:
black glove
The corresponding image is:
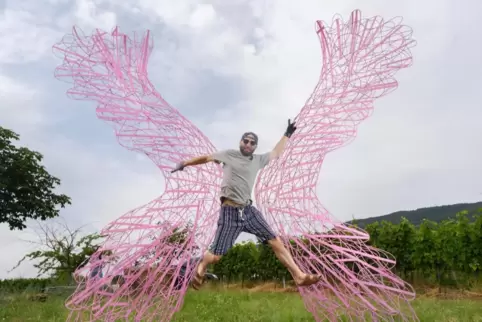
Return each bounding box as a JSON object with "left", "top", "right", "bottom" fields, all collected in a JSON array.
[
  {"left": 171, "top": 162, "right": 185, "bottom": 173},
  {"left": 284, "top": 119, "right": 297, "bottom": 138}
]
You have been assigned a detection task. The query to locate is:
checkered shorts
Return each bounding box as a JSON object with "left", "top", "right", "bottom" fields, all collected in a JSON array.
[{"left": 209, "top": 204, "right": 277, "bottom": 255}]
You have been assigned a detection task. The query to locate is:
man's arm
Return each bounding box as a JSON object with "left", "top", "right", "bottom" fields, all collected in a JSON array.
[
  {"left": 171, "top": 150, "right": 229, "bottom": 173},
  {"left": 269, "top": 119, "right": 297, "bottom": 161},
  {"left": 171, "top": 155, "right": 214, "bottom": 173},
  {"left": 269, "top": 135, "right": 289, "bottom": 161},
  {"left": 183, "top": 155, "right": 215, "bottom": 167}
]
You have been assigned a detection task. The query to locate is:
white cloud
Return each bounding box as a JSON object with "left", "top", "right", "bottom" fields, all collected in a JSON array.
[
  {"left": 1, "top": 0, "right": 481, "bottom": 279},
  {"left": 0, "top": 8, "right": 63, "bottom": 64},
  {"left": 73, "top": 0, "right": 117, "bottom": 30},
  {"left": 188, "top": 4, "right": 216, "bottom": 28},
  {"left": 0, "top": 74, "right": 45, "bottom": 127}
]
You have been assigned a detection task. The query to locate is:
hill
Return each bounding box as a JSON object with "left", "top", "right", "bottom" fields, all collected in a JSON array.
[{"left": 346, "top": 201, "right": 482, "bottom": 228}]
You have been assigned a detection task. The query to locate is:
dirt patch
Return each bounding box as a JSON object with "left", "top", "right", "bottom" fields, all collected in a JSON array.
[
  {"left": 420, "top": 288, "right": 482, "bottom": 300},
  {"left": 209, "top": 282, "right": 482, "bottom": 300}
]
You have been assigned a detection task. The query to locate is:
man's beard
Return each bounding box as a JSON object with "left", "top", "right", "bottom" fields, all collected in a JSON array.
[{"left": 240, "top": 146, "right": 254, "bottom": 157}]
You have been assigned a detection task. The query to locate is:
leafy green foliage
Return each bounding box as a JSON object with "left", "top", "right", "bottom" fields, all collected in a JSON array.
[
  {"left": 209, "top": 209, "right": 482, "bottom": 289},
  {"left": 10, "top": 208, "right": 481, "bottom": 290},
  {"left": 348, "top": 201, "right": 482, "bottom": 228},
  {"left": 0, "top": 278, "right": 58, "bottom": 293},
  {"left": 212, "top": 241, "right": 261, "bottom": 285},
  {"left": 364, "top": 208, "right": 482, "bottom": 288},
  {"left": 10, "top": 221, "right": 106, "bottom": 284},
  {"left": 0, "top": 127, "right": 71, "bottom": 230}
]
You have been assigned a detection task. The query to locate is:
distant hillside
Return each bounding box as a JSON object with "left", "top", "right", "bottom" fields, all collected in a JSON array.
[{"left": 346, "top": 201, "right": 482, "bottom": 228}]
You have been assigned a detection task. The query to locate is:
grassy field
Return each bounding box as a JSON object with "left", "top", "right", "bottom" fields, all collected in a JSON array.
[{"left": 1, "top": 288, "right": 482, "bottom": 321}]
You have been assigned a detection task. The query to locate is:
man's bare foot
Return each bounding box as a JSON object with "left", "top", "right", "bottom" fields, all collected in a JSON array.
[
  {"left": 294, "top": 273, "right": 321, "bottom": 287},
  {"left": 191, "top": 264, "right": 205, "bottom": 290}
]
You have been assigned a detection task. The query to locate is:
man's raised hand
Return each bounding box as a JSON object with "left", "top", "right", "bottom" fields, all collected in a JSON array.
[
  {"left": 284, "top": 119, "right": 297, "bottom": 138},
  {"left": 171, "top": 162, "right": 185, "bottom": 173}
]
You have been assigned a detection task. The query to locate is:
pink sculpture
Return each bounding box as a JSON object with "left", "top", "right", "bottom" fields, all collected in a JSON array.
[
  {"left": 52, "top": 9, "right": 417, "bottom": 322},
  {"left": 254, "top": 11, "right": 418, "bottom": 321}
]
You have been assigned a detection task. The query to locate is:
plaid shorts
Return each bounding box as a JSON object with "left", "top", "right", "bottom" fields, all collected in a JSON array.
[{"left": 209, "top": 204, "right": 277, "bottom": 255}]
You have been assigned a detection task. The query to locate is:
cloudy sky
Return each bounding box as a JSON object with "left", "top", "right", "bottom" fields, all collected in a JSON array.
[{"left": 1, "top": 0, "right": 481, "bottom": 279}]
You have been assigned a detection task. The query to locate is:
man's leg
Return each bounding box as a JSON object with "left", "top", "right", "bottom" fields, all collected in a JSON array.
[
  {"left": 244, "top": 206, "right": 321, "bottom": 286},
  {"left": 194, "top": 252, "right": 220, "bottom": 283},
  {"left": 193, "top": 206, "right": 243, "bottom": 289},
  {"left": 266, "top": 237, "right": 320, "bottom": 286}
]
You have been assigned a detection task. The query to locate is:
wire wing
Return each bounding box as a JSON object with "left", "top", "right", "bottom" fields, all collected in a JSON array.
[
  {"left": 53, "top": 26, "right": 222, "bottom": 322},
  {"left": 255, "top": 10, "right": 419, "bottom": 321}
]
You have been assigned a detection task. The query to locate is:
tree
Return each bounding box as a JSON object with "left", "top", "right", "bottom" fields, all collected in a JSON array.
[
  {"left": 10, "top": 219, "right": 106, "bottom": 284},
  {"left": 180, "top": 208, "right": 482, "bottom": 291},
  {"left": 0, "top": 126, "right": 71, "bottom": 230},
  {"left": 256, "top": 242, "right": 287, "bottom": 282},
  {"left": 212, "top": 241, "right": 260, "bottom": 285}
]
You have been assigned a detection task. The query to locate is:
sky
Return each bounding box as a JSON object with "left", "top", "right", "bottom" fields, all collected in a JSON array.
[{"left": 1, "top": 0, "right": 481, "bottom": 279}]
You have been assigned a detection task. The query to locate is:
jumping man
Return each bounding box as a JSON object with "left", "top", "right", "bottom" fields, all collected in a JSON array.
[{"left": 171, "top": 119, "right": 321, "bottom": 289}]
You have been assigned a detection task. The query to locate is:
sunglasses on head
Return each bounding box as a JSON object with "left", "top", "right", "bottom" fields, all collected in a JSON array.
[{"left": 243, "top": 139, "right": 257, "bottom": 146}]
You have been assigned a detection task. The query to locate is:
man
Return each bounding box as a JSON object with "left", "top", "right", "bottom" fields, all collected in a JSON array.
[{"left": 171, "top": 119, "right": 321, "bottom": 289}]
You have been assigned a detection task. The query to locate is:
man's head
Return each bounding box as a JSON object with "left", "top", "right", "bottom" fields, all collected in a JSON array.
[{"left": 239, "top": 132, "right": 258, "bottom": 156}]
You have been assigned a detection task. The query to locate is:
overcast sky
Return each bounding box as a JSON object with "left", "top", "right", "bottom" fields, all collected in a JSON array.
[{"left": 1, "top": 0, "right": 481, "bottom": 279}]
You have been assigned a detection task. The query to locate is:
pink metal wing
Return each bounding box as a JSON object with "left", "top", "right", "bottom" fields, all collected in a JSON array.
[
  {"left": 53, "top": 27, "right": 223, "bottom": 321},
  {"left": 254, "top": 10, "right": 418, "bottom": 321}
]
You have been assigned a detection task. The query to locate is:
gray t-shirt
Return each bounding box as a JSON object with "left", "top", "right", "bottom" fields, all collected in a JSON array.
[{"left": 211, "top": 149, "right": 271, "bottom": 205}]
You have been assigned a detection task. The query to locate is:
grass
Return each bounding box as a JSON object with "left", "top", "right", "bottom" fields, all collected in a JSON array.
[{"left": 1, "top": 287, "right": 482, "bottom": 321}]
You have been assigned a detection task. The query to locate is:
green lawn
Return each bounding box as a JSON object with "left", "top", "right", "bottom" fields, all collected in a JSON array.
[{"left": 1, "top": 289, "right": 482, "bottom": 321}]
